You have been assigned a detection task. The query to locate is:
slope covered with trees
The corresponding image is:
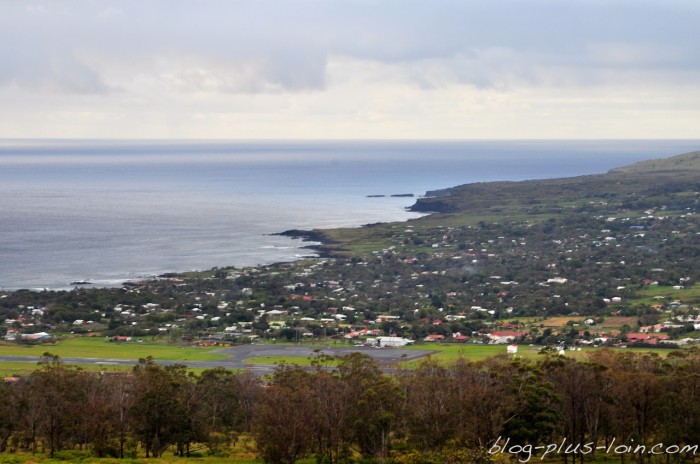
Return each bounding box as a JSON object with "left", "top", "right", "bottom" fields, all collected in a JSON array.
[{"left": 0, "top": 350, "right": 698, "bottom": 462}]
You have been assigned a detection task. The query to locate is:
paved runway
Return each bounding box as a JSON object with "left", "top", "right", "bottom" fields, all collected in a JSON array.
[{"left": 0, "top": 344, "right": 435, "bottom": 376}]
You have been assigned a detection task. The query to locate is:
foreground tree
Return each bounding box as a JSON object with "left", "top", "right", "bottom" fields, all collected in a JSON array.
[
  {"left": 130, "top": 358, "right": 190, "bottom": 457},
  {"left": 253, "top": 364, "right": 315, "bottom": 464},
  {"left": 339, "top": 353, "right": 404, "bottom": 462}
]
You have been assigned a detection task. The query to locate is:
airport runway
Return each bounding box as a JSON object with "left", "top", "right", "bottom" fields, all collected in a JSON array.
[{"left": 0, "top": 344, "right": 435, "bottom": 376}]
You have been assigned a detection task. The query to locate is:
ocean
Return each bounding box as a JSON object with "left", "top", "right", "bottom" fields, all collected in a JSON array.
[{"left": 1, "top": 139, "right": 698, "bottom": 290}]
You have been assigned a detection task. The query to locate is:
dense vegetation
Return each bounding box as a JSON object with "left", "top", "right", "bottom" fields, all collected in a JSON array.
[{"left": 0, "top": 350, "right": 698, "bottom": 463}]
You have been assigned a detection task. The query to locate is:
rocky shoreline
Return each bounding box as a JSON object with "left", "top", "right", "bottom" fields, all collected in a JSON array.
[{"left": 273, "top": 229, "right": 339, "bottom": 259}]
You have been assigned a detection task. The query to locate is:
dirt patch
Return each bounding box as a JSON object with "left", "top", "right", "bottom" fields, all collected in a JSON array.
[{"left": 599, "top": 317, "right": 638, "bottom": 328}]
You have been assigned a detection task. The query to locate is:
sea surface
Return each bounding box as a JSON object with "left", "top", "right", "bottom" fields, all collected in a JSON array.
[{"left": 1, "top": 139, "right": 698, "bottom": 290}]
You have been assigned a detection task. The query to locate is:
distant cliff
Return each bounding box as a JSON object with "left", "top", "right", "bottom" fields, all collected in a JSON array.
[{"left": 410, "top": 150, "right": 700, "bottom": 214}]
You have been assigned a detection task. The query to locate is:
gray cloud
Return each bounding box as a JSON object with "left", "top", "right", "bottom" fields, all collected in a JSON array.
[{"left": 1, "top": 0, "right": 698, "bottom": 94}]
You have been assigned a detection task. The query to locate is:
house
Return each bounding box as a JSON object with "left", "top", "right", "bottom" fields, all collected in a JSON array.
[
  {"left": 424, "top": 334, "right": 445, "bottom": 342},
  {"left": 626, "top": 333, "right": 670, "bottom": 344},
  {"left": 344, "top": 328, "right": 380, "bottom": 339},
  {"left": 640, "top": 324, "right": 666, "bottom": 333}
]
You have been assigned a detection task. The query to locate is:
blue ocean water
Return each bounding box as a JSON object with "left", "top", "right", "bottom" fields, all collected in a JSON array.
[{"left": 1, "top": 139, "right": 698, "bottom": 290}]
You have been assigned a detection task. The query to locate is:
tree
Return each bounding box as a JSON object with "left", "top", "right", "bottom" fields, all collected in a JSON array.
[
  {"left": 253, "top": 364, "right": 315, "bottom": 464},
  {"left": 28, "top": 353, "right": 86, "bottom": 458},
  {"left": 308, "top": 368, "right": 352, "bottom": 463},
  {"left": 338, "top": 353, "right": 404, "bottom": 462},
  {"left": 400, "top": 358, "right": 459, "bottom": 453},
  {"left": 130, "top": 358, "right": 190, "bottom": 457},
  {"left": 451, "top": 357, "right": 516, "bottom": 450},
  {"left": 499, "top": 359, "right": 561, "bottom": 448},
  {"left": 0, "top": 380, "right": 21, "bottom": 452},
  {"left": 106, "top": 373, "right": 135, "bottom": 459},
  {"left": 195, "top": 368, "right": 258, "bottom": 453}
]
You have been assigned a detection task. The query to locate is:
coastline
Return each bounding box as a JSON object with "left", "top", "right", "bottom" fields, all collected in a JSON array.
[
  {"left": 273, "top": 228, "right": 347, "bottom": 260},
  {"left": 5, "top": 141, "right": 700, "bottom": 291}
]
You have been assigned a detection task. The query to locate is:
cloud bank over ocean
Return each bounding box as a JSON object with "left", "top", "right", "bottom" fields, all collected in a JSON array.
[{"left": 1, "top": 1, "right": 699, "bottom": 139}]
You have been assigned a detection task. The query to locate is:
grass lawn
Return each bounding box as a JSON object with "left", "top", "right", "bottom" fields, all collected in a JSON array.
[
  {"left": 0, "top": 361, "right": 137, "bottom": 378},
  {"left": 633, "top": 283, "right": 700, "bottom": 305},
  {"left": 0, "top": 361, "right": 235, "bottom": 378},
  {"left": 397, "top": 343, "right": 678, "bottom": 367},
  {"left": 400, "top": 343, "right": 551, "bottom": 365},
  {"left": 0, "top": 337, "right": 228, "bottom": 362}
]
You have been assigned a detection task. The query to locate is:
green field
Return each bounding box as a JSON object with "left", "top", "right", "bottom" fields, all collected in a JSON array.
[
  {"left": 0, "top": 360, "right": 136, "bottom": 378},
  {"left": 0, "top": 337, "right": 228, "bottom": 362},
  {"left": 0, "top": 361, "right": 230, "bottom": 378},
  {"left": 635, "top": 283, "right": 700, "bottom": 304},
  {"left": 241, "top": 343, "right": 680, "bottom": 370},
  {"left": 243, "top": 355, "right": 339, "bottom": 367},
  {"left": 400, "top": 342, "right": 679, "bottom": 366}
]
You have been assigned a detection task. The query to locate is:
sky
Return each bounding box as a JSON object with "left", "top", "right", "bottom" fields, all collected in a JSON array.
[{"left": 1, "top": 0, "right": 699, "bottom": 140}]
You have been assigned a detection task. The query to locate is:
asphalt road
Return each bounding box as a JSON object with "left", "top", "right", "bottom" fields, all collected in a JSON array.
[{"left": 0, "top": 344, "right": 435, "bottom": 376}]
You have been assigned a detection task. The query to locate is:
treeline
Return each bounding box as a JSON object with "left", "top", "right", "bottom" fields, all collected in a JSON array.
[{"left": 0, "top": 350, "right": 698, "bottom": 463}]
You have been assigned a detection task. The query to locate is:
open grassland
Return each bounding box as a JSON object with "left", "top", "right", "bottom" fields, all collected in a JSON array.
[
  {"left": 399, "top": 343, "right": 564, "bottom": 365},
  {"left": 0, "top": 361, "right": 223, "bottom": 378},
  {"left": 636, "top": 283, "right": 700, "bottom": 302},
  {"left": 399, "top": 343, "right": 678, "bottom": 367},
  {"left": 0, "top": 337, "right": 228, "bottom": 362},
  {"left": 0, "top": 361, "right": 136, "bottom": 378}
]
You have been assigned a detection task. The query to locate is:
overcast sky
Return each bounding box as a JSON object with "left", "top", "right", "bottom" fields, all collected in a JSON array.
[{"left": 1, "top": 0, "right": 699, "bottom": 139}]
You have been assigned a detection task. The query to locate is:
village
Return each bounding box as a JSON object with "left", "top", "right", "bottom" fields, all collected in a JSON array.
[{"left": 2, "top": 186, "right": 699, "bottom": 355}]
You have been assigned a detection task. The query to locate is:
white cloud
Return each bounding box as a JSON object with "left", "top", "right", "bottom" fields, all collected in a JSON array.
[{"left": 1, "top": 0, "right": 699, "bottom": 138}]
